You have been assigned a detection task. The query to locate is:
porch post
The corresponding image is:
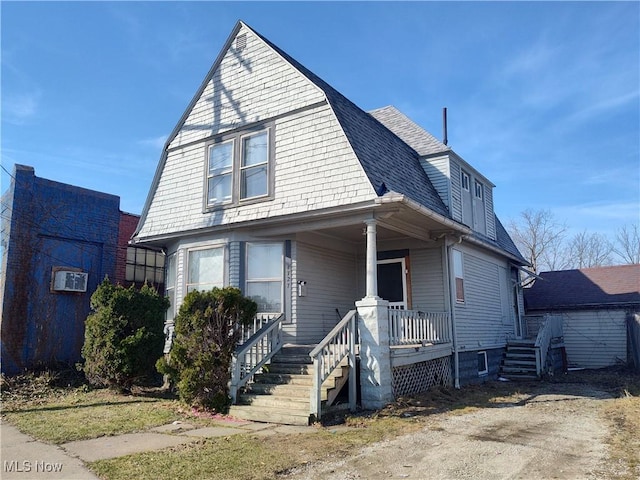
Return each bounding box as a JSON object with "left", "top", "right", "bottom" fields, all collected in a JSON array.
[
  {"left": 364, "top": 219, "right": 378, "bottom": 298},
  {"left": 357, "top": 218, "right": 393, "bottom": 409},
  {"left": 356, "top": 297, "right": 393, "bottom": 409}
]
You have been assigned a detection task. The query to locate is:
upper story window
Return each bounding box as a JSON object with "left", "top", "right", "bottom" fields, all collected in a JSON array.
[
  {"left": 206, "top": 126, "right": 273, "bottom": 208},
  {"left": 461, "top": 171, "right": 470, "bottom": 191},
  {"left": 474, "top": 180, "right": 483, "bottom": 200}
]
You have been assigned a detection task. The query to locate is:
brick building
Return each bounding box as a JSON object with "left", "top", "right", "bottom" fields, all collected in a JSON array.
[{"left": 0, "top": 165, "right": 162, "bottom": 375}]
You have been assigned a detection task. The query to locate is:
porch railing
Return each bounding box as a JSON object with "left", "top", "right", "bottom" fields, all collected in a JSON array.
[
  {"left": 230, "top": 313, "right": 285, "bottom": 403},
  {"left": 534, "top": 314, "right": 563, "bottom": 376},
  {"left": 389, "top": 309, "right": 451, "bottom": 346},
  {"left": 309, "top": 310, "right": 357, "bottom": 421}
]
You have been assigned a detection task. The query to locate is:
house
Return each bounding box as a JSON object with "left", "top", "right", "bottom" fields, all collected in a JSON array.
[
  {"left": 132, "top": 21, "right": 528, "bottom": 424},
  {"left": 0, "top": 165, "right": 163, "bottom": 375},
  {"left": 524, "top": 264, "right": 640, "bottom": 369}
]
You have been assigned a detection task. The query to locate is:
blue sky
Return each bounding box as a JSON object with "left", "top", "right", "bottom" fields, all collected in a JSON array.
[{"left": 2, "top": 1, "right": 639, "bottom": 238}]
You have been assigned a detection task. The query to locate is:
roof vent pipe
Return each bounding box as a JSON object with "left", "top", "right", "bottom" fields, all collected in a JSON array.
[{"left": 442, "top": 107, "right": 448, "bottom": 146}]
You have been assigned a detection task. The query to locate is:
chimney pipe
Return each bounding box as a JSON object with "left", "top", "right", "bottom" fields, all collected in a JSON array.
[{"left": 443, "top": 107, "right": 448, "bottom": 146}]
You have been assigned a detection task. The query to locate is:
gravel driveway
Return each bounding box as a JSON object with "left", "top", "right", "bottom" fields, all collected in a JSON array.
[{"left": 285, "top": 383, "right": 612, "bottom": 480}]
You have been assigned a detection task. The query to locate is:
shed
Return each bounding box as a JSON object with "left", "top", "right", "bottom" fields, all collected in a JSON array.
[{"left": 524, "top": 264, "right": 640, "bottom": 369}]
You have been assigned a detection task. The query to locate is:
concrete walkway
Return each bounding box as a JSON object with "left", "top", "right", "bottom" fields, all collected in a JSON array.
[{"left": 1, "top": 418, "right": 317, "bottom": 478}]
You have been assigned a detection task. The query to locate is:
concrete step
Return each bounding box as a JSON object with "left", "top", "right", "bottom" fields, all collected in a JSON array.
[
  {"left": 228, "top": 404, "right": 310, "bottom": 426},
  {"left": 254, "top": 373, "right": 315, "bottom": 386}
]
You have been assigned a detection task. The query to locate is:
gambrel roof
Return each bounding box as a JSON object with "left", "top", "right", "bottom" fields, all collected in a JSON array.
[
  {"left": 251, "top": 26, "right": 451, "bottom": 219},
  {"left": 525, "top": 264, "right": 640, "bottom": 311},
  {"left": 135, "top": 21, "right": 525, "bottom": 263}
]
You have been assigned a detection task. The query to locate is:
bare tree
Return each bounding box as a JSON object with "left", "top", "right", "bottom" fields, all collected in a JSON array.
[
  {"left": 566, "top": 231, "right": 613, "bottom": 268},
  {"left": 613, "top": 224, "right": 640, "bottom": 264},
  {"left": 508, "top": 209, "right": 567, "bottom": 273}
]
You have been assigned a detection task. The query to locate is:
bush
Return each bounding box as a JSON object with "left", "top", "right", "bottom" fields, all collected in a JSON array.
[
  {"left": 157, "top": 287, "right": 257, "bottom": 412},
  {"left": 82, "top": 278, "right": 169, "bottom": 390}
]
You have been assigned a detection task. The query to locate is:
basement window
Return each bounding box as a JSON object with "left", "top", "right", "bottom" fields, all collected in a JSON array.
[{"left": 478, "top": 351, "right": 488, "bottom": 376}]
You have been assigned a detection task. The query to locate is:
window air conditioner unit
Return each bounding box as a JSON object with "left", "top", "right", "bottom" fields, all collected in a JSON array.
[{"left": 52, "top": 270, "right": 88, "bottom": 293}]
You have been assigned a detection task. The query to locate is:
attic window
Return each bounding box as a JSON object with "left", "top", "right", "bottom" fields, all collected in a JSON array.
[{"left": 236, "top": 34, "right": 247, "bottom": 52}]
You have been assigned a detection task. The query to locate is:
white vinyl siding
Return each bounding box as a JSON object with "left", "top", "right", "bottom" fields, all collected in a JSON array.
[
  {"left": 420, "top": 156, "right": 450, "bottom": 209},
  {"left": 450, "top": 161, "right": 463, "bottom": 223},
  {"left": 290, "top": 242, "right": 358, "bottom": 344},
  {"left": 454, "top": 248, "right": 515, "bottom": 350},
  {"left": 560, "top": 310, "right": 628, "bottom": 369},
  {"left": 410, "top": 247, "right": 446, "bottom": 312}
]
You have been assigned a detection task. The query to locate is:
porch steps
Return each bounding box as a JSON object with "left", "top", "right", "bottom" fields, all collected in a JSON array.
[
  {"left": 500, "top": 339, "right": 538, "bottom": 380},
  {"left": 228, "top": 345, "right": 348, "bottom": 426}
]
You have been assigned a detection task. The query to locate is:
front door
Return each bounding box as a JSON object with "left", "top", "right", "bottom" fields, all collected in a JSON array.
[{"left": 377, "top": 258, "right": 408, "bottom": 309}]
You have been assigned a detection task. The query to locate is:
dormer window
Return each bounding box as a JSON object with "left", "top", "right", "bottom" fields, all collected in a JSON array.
[
  {"left": 474, "top": 180, "right": 483, "bottom": 200},
  {"left": 205, "top": 125, "right": 273, "bottom": 209},
  {"left": 461, "top": 171, "right": 470, "bottom": 191}
]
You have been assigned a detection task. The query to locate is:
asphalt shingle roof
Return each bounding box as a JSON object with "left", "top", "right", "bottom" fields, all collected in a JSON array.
[
  {"left": 251, "top": 27, "right": 451, "bottom": 219},
  {"left": 524, "top": 264, "right": 640, "bottom": 311},
  {"left": 369, "top": 106, "right": 450, "bottom": 157}
]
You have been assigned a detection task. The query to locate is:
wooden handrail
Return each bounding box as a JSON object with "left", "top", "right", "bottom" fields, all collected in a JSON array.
[
  {"left": 309, "top": 310, "right": 357, "bottom": 420},
  {"left": 230, "top": 313, "right": 285, "bottom": 403}
]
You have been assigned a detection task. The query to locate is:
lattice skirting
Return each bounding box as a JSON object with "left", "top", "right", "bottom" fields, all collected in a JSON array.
[{"left": 392, "top": 356, "right": 453, "bottom": 397}]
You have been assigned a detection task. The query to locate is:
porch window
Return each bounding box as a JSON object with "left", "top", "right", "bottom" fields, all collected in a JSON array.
[
  {"left": 187, "top": 247, "right": 224, "bottom": 293},
  {"left": 126, "top": 246, "right": 165, "bottom": 284},
  {"left": 165, "top": 253, "right": 176, "bottom": 320},
  {"left": 205, "top": 126, "right": 272, "bottom": 208},
  {"left": 246, "top": 242, "right": 282, "bottom": 313},
  {"left": 453, "top": 249, "right": 465, "bottom": 303}
]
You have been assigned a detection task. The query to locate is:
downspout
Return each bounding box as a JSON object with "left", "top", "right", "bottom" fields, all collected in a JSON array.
[{"left": 445, "top": 238, "right": 461, "bottom": 389}]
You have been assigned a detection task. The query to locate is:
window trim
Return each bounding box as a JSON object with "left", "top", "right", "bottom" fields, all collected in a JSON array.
[
  {"left": 204, "top": 124, "right": 274, "bottom": 211},
  {"left": 478, "top": 351, "right": 488, "bottom": 376}
]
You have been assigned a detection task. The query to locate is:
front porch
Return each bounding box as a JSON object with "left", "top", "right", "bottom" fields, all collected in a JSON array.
[{"left": 229, "top": 306, "right": 454, "bottom": 425}]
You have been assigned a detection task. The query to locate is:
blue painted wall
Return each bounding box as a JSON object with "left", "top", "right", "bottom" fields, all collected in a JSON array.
[{"left": 1, "top": 165, "right": 120, "bottom": 374}]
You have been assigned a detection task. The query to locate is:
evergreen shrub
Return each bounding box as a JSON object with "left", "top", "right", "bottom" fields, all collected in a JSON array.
[
  {"left": 156, "top": 287, "right": 257, "bottom": 412},
  {"left": 82, "top": 278, "right": 168, "bottom": 390}
]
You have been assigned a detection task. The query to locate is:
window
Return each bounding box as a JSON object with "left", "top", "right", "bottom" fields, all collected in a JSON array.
[
  {"left": 453, "top": 249, "right": 465, "bottom": 303},
  {"left": 187, "top": 247, "right": 224, "bottom": 292},
  {"left": 478, "top": 351, "right": 488, "bottom": 376},
  {"left": 461, "top": 170, "right": 470, "bottom": 191},
  {"left": 245, "top": 242, "right": 283, "bottom": 313},
  {"left": 165, "top": 253, "right": 176, "bottom": 320},
  {"left": 474, "top": 180, "right": 483, "bottom": 199},
  {"left": 126, "top": 247, "right": 165, "bottom": 284},
  {"left": 241, "top": 131, "right": 268, "bottom": 199},
  {"left": 206, "top": 127, "right": 272, "bottom": 207},
  {"left": 207, "top": 140, "right": 234, "bottom": 204}
]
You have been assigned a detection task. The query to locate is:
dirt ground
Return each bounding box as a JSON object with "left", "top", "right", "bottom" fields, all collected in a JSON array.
[{"left": 285, "top": 382, "right": 616, "bottom": 480}]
